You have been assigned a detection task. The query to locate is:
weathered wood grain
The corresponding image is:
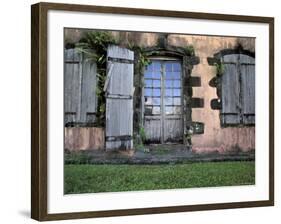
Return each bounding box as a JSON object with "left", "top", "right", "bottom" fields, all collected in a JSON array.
[
  {"left": 144, "top": 116, "right": 162, "bottom": 143},
  {"left": 64, "top": 49, "right": 81, "bottom": 123},
  {"left": 80, "top": 59, "right": 97, "bottom": 123},
  {"left": 240, "top": 54, "right": 255, "bottom": 124},
  {"left": 105, "top": 45, "right": 134, "bottom": 150},
  {"left": 64, "top": 48, "right": 97, "bottom": 125},
  {"left": 164, "top": 116, "right": 183, "bottom": 142},
  {"left": 221, "top": 54, "right": 255, "bottom": 125},
  {"left": 221, "top": 54, "right": 240, "bottom": 124}
]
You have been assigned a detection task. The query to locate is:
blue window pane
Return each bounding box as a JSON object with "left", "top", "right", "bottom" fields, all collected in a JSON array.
[
  {"left": 165, "top": 89, "right": 173, "bottom": 96},
  {"left": 144, "top": 88, "right": 152, "bottom": 96},
  {"left": 153, "top": 62, "right": 161, "bottom": 71},
  {"left": 174, "top": 89, "right": 181, "bottom": 96},
  {"left": 174, "top": 80, "right": 181, "bottom": 88},
  {"left": 145, "top": 64, "right": 153, "bottom": 71},
  {"left": 153, "top": 89, "right": 161, "bottom": 96},
  {"left": 153, "top": 106, "right": 160, "bottom": 114},
  {"left": 165, "top": 106, "right": 173, "bottom": 114},
  {"left": 166, "top": 72, "right": 173, "bottom": 79},
  {"left": 173, "top": 63, "right": 181, "bottom": 72},
  {"left": 165, "top": 62, "right": 173, "bottom": 72},
  {"left": 165, "top": 80, "right": 173, "bottom": 88},
  {"left": 153, "top": 80, "right": 161, "bottom": 87},
  {"left": 165, "top": 98, "right": 173, "bottom": 105},
  {"left": 173, "top": 72, "right": 181, "bottom": 79},
  {"left": 174, "top": 97, "right": 181, "bottom": 105},
  {"left": 153, "top": 72, "right": 161, "bottom": 79},
  {"left": 144, "top": 72, "right": 152, "bottom": 78},
  {"left": 145, "top": 79, "right": 152, "bottom": 87},
  {"left": 153, "top": 98, "right": 160, "bottom": 105}
]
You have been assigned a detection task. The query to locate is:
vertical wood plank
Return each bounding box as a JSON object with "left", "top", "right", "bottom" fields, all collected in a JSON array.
[
  {"left": 64, "top": 48, "right": 98, "bottom": 125},
  {"left": 64, "top": 48, "right": 81, "bottom": 124},
  {"left": 105, "top": 45, "right": 134, "bottom": 150},
  {"left": 221, "top": 54, "right": 240, "bottom": 124},
  {"left": 144, "top": 117, "right": 161, "bottom": 143},
  {"left": 80, "top": 59, "right": 97, "bottom": 123},
  {"left": 240, "top": 54, "right": 255, "bottom": 124}
]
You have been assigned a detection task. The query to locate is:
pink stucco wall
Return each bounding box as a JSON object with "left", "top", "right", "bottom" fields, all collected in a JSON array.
[
  {"left": 65, "top": 29, "right": 255, "bottom": 153},
  {"left": 168, "top": 35, "right": 255, "bottom": 153},
  {"left": 65, "top": 127, "right": 104, "bottom": 151}
]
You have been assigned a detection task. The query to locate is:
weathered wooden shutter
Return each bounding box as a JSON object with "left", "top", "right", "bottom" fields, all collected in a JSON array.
[
  {"left": 105, "top": 45, "right": 134, "bottom": 150},
  {"left": 64, "top": 48, "right": 82, "bottom": 124},
  {"left": 221, "top": 54, "right": 240, "bottom": 125},
  {"left": 80, "top": 58, "right": 97, "bottom": 123},
  {"left": 64, "top": 48, "right": 97, "bottom": 125},
  {"left": 240, "top": 54, "right": 255, "bottom": 124}
]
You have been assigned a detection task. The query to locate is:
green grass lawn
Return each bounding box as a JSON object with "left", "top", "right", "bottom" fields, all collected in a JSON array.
[{"left": 64, "top": 161, "right": 255, "bottom": 194}]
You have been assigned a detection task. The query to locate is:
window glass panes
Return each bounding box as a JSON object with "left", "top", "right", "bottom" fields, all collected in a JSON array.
[
  {"left": 165, "top": 80, "right": 173, "bottom": 88},
  {"left": 165, "top": 89, "right": 173, "bottom": 96},
  {"left": 174, "top": 89, "right": 181, "bottom": 96},
  {"left": 173, "top": 63, "right": 181, "bottom": 72},
  {"left": 166, "top": 72, "right": 173, "bottom": 79},
  {"left": 153, "top": 80, "right": 161, "bottom": 87},
  {"left": 174, "top": 80, "right": 181, "bottom": 88},
  {"left": 144, "top": 60, "right": 182, "bottom": 116},
  {"left": 153, "top": 72, "right": 161, "bottom": 79},
  {"left": 145, "top": 79, "right": 152, "bottom": 87},
  {"left": 153, "top": 89, "right": 161, "bottom": 96},
  {"left": 153, "top": 62, "right": 161, "bottom": 71},
  {"left": 165, "top": 62, "right": 173, "bottom": 72},
  {"left": 144, "top": 88, "right": 152, "bottom": 96},
  {"left": 153, "top": 106, "right": 160, "bottom": 114},
  {"left": 165, "top": 106, "right": 173, "bottom": 115},
  {"left": 146, "top": 64, "right": 153, "bottom": 71},
  {"left": 144, "top": 72, "right": 152, "bottom": 78},
  {"left": 165, "top": 98, "right": 173, "bottom": 106},
  {"left": 173, "top": 72, "right": 181, "bottom": 79},
  {"left": 174, "top": 97, "right": 181, "bottom": 105},
  {"left": 153, "top": 98, "right": 160, "bottom": 105}
]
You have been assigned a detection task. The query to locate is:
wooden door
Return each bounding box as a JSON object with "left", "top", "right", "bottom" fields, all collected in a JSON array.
[{"left": 143, "top": 60, "right": 183, "bottom": 143}]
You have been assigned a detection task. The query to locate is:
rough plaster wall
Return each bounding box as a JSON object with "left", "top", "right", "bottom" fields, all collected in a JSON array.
[
  {"left": 168, "top": 35, "right": 255, "bottom": 152},
  {"left": 64, "top": 29, "right": 159, "bottom": 47},
  {"left": 64, "top": 29, "right": 255, "bottom": 152},
  {"left": 65, "top": 127, "right": 105, "bottom": 151}
]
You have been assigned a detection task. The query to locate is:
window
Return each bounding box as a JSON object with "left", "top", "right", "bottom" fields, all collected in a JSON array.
[
  {"left": 143, "top": 59, "right": 183, "bottom": 143},
  {"left": 143, "top": 61, "right": 182, "bottom": 116},
  {"left": 220, "top": 53, "right": 255, "bottom": 125}
]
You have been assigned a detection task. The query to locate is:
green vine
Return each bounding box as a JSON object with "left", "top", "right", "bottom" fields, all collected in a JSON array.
[
  {"left": 76, "top": 31, "right": 117, "bottom": 127},
  {"left": 134, "top": 125, "right": 150, "bottom": 153},
  {"left": 128, "top": 44, "right": 151, "bottom": 72},
  {"left": 184, "top": 126, "right": 193, "bottom": 146},
  {"left": 184, "top": 45, "right": 195, "bottom": 56},
  {"left": 75, "top": 32, "right": 154, "bottom": 128},
  {"left": 214, "top": 62, "right": 225, "bottom": 77}
]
